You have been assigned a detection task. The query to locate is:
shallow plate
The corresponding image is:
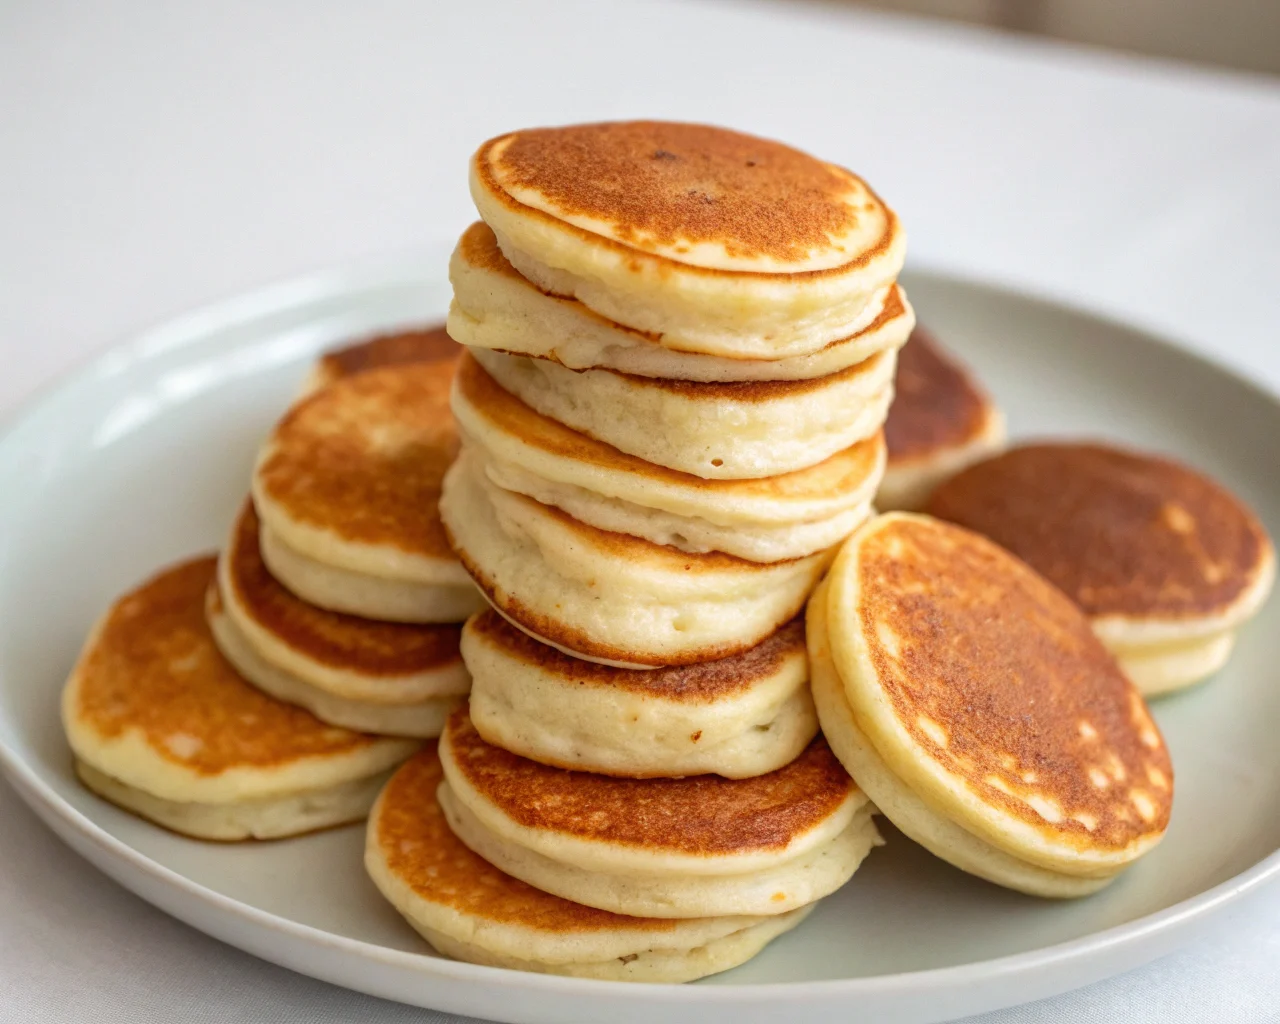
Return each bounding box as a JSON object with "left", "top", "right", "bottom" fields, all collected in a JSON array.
[{"left": 1, "top": 255, "right": 1278, "bottom": 1024}]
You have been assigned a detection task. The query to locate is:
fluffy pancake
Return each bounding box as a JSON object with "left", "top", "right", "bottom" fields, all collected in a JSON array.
[
  {"left": 439, "top": 448, "right": 835, "bottom": 668},
  {"left": 927, "top": 443, "right": 1275, "bottom": 694},
  {"left": 211, "top": 501, "right": 469, "bottom": 737},
  {"left": 448, "top": 221, "right": 915, "bottom": 382},
  {"left": 469, "top": 345, "right": 894, "bottom": 480},
  {"left": 470, "top": 121, "right": 906, "bottom": 359},
  {"left": 437, "top": 710, "right": 879, "bottom": 918},
  {"left": 62, "top": 557, "right": 418, "bottom": 840},
  {"left": 303, "top": 324, "right": 459, "bottom": 393},
  {"left": 877, "top": 327, "right": 1006, "bottom": 510},
  {"left": 365, "top": 746, "right": 812, "bottom": 982},
  {"left": 453, "top": 351, "right": 882, "bottom": 562},
  {"left": 464, "top": 611, "right": 816, "bottom": 778},
  {"left": 822, "top": 513, "right": 1173, "bottom": 888},
  {"left": 252, "top": 357, "right": 484, "bottom": 623}
]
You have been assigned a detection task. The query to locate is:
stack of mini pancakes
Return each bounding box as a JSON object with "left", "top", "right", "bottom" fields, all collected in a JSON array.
[
  {"left": 62, "top": 328, "right": 481, "bottom": 840},
  {"left": 361, "top": 121, "right": 912, "bottom": 979}
]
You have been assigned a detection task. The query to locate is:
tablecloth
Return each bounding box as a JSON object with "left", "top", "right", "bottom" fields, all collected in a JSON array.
[{"left": 3, "top": 1, "right": 1279, "bottom": 1020}]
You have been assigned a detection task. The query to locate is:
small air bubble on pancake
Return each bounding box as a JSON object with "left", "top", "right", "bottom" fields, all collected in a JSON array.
[
  {"left": 1131, "top": 789, "right": 1157, "bottom": 822},
  {"left": 1160, "top": 503, "right": 1196, "bottom": 535},
  {"left": 1147, "top": 766, "right": 1169, "bottom": 789},
  {"left": 1021, "top": 771, "right": 1039, "bottom": 784},
  {"left": 1106, "top": 753, "right": 1128, "bottom": 782},
  {"left": 917, "top": 716, "right": 948, "bottom": 748},
  {"left": 878, "top": 623, "right": 903, "bottom": 659},
  {"left": 984, "top": 775, "right": 1012, "bottom": 795},
  {"left": 1025, "top": 794, "right": 1064, "bottom": 824},
  {"left": 163, "top": 731, "right": 203, "bottom": 759},
  {"left": 1079, "top": 721, "right": 1098, "bottom": 741},
  {"left": 1089, "top": 768, "right": 1110, "bottom": 789},
  {"left": 168, "top": 652, "right": 201, "bottom": 673},
  {"left": 1073, "top": 812, "right": 1098, "bottom": 831}
]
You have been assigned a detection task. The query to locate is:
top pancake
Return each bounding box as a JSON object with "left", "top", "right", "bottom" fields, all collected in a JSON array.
[
  {"left": 441, "top": 710, "right": 853, "bottom": 856},
  {"left": 311, "top": 325, "right": 458, "bottom": 389},
  {"left": 826, "top": 514, "right": 1173, "bottom": 874},
  {"left": 63, "top": 557, "right": 412, "bottom": 801},
  {"left": 477, "top": 121, "right": 891, "bottom": 274},
  {"left": 469, "top": 609, "right": 805, "bottom": 704},
  {"left": 254, "top": 357, "right": 461, "bottom": 570},
  {"left": 885, "top": 327, "right": 1001, "bottom": 465},
  {"left": 222, "top": 500, "right": 462, "bottom": 677},
  {"left": 453, "top": 350, "right": 884, "bottom": 522},
  {"left": 926, "top": 443, "right": 1275, "bottom": 627}
]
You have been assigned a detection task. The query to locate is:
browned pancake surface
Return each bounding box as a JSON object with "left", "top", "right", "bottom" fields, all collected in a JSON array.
[
  {"left": 73, "top": 558, "right": 380, "bottom": 773},
  {"left": 472, "top": 610, "right": 803, "bottom": 701},
  {"left": 457, "top": 352, "right": 884, "bottom": 500},
  {"left": 444, "top": 710, "right": 852, "bottom": 854},
  {"left": 226, "top": 502, "right": 461, "bottom": 674},
  {"left": 376, "top": 745, "right": 678, "bottom": 933},
  {"left": 481, "top": 122, "right": 888, "bottom": 269},
  {"left": 853, "top": 516, "right": 1172, "bottom": 851},
  {"left": 885, "top": 327, "right": 993, "bottom": 464},
  {"left": 257, "top": 360, "right": 459, "bottom": 559},
  {"left": 926, "top": 443, "right": 1271, "bottom": 619},
  {"left": 315, "top": 325, "right": 459, "bottom": 385}
]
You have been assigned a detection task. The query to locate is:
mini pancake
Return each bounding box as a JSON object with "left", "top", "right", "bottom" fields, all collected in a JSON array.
[
  {"left": 448, "top": 221, "right": 915, "bottom": 382},
  {"left": 366, "top": 745, "right": 812, "bottom": 982},
  {"left": 62, "top": 557, "right": 418, "bottom": 841},
  {"left": 302, "top": 324, "right": 459, "bottom": 393},
  {"left": 927, "top": 443, "right": 1275, "bottom": 695},
  {"left": 437, "top": 709, "right": 879, "bottom": 919},
  {"left": 469, "top": 345, "right": 894, "bottom": 480},
  {"left": 464, "top": 611, "right": 816, "bottom": 779},
  {"left": 819, "top": 513, "right": 1173, "bottom": 894},
  {"left": 471, "top": 121, "right": 906, "bottom": 359},
  {"left": 453, "top": 351, "right": 883, "bottom": 562},
  {"left": 210, "top": 501, "right": 470, "bottom": 738},
  {"left": 439, "top": 448, "right": 835, "bottom": 668},
  {"left": 252, "top": 357, "right": 485, "bottom": 623},
  {"left": 876, "top": 327, "right": 1006, "bottom": 511}
]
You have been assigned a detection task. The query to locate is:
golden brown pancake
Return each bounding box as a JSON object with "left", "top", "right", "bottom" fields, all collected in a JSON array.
[
  {"left": 455, "top": 350, "right": 883, "bottom": 501},
  {"left": 442, "top": 710, "right": 850, "bottom": 856},
  {"left": 311, "top": 325, "right": 459, "bottom": 388},
  {"left": 222, "top": 501, "right": 462, "bottom": 682},
  {"left": 62, "top": 558, "right": 416, "bottom": 838},
  {"left": 825, "top": 513, "right": 1173, "bottom": 879},
  {"left": 478, "top": 121, "right": 892, "bottom": 275},
  {"left": 927, "top": 443, "right": 1273, "bottom": 623},
  {"left": 885, "top": 327, "right": 999, "bottom": 464}
]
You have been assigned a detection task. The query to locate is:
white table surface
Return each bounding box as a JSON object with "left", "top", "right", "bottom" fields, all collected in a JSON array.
[{"left": 2, "top": 1, "right": 1278, "bottom": 1021}]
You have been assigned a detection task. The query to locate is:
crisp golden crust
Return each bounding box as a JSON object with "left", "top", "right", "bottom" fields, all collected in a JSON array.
[
  {"left": 468, "top": 610, "right": 804, "bottom": 702},
  {"left": 443, "top": 709, "right": 853, "bottom": 854},
  {"left": 885, "top": 328, "right": 994, "bottom": 464},
  {"left": 927, "top": 443, "right": 1273, "bottom": 620},
  {"left": 454, "top": 351, "right": 884, "bottom": 499},
  {"left": 374, "top": 744, "right": 678, "bottom": 932},
  {"left": 225, "top": 501, "right": 461, "bottom": 675},
  {"left": 314, "top": 326, "right": 458, "bottom": 386},
  {"left": 256, "top": 359, "right": 460, "bottom": 560},
  {"left": 477, "top": 122, "right": 898, "bottom": 278},
  {"left": 850, "top": 516, "right": 1173, "bottom": 852},
  {"left": 71, "top": 558, "right": 382, "bottom": 772}
]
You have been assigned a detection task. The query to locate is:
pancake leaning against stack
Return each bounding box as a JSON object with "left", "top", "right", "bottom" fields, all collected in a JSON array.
[
  {"left": 442, "top": 120, "right": 912, "bottom": 667},
  {"left": 809, "top": 513, "right": 1174, "bottom": 897},
  {"left": 927, "top": 443, "right": 1275, "bottom": 694}
]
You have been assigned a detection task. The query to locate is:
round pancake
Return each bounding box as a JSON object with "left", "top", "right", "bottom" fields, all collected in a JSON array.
[
  {"left": 453, "top": 351, "right": 883, "bottom": 562},
  {"left": 877, "top": 327, "right": 1006, "bottom": 511},
  {"left": 926, "top": 443, "right": 1275, "bottom": 693},
  {"left": 302, "top": 324, "right": 459, "bottom": 393},
  {"left": 62, "top": 557, "right": 418, "bottom": 840},
  {"left": 437, "top": 709, "right": 879, "bottom": 918},
  {"left": 806, "top": 578, "right": 1109, "bottom": 898},
  {"left": 448, "top": 221, "right": 915, "bottom": 382},
  {"left": 470, "top": 121, "right": 906, "bottom": 359},
  {"left": 825, "top": 513, "right": 1173, "bottom": 879},
  {"left": 211, "top": 501, "right": 469, "bottom": 737},
  {"left": 365, "top": 746, "right": 813, "bottom": 982},
  {"left": 469, "top": 345, "right": 894, "bottom": 480},
  {"left": 439, "top": 448, "right": 835, "bottom": 668},
  {"left": 464, "top": 611, "right": 816, "bottom": 779},
  {"left": 252, "top": 358, "right": 484, "bottom": 623}
]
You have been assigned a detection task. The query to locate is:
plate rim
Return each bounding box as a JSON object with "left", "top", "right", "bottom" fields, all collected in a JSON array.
[{"left": 2, "top": 253, "right": 1279, "bottom": 1015}]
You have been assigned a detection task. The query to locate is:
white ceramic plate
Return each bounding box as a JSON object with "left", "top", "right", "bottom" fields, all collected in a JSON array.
[{"left": 1, "top": 256, "right": 1278, "bottom": 1024}]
